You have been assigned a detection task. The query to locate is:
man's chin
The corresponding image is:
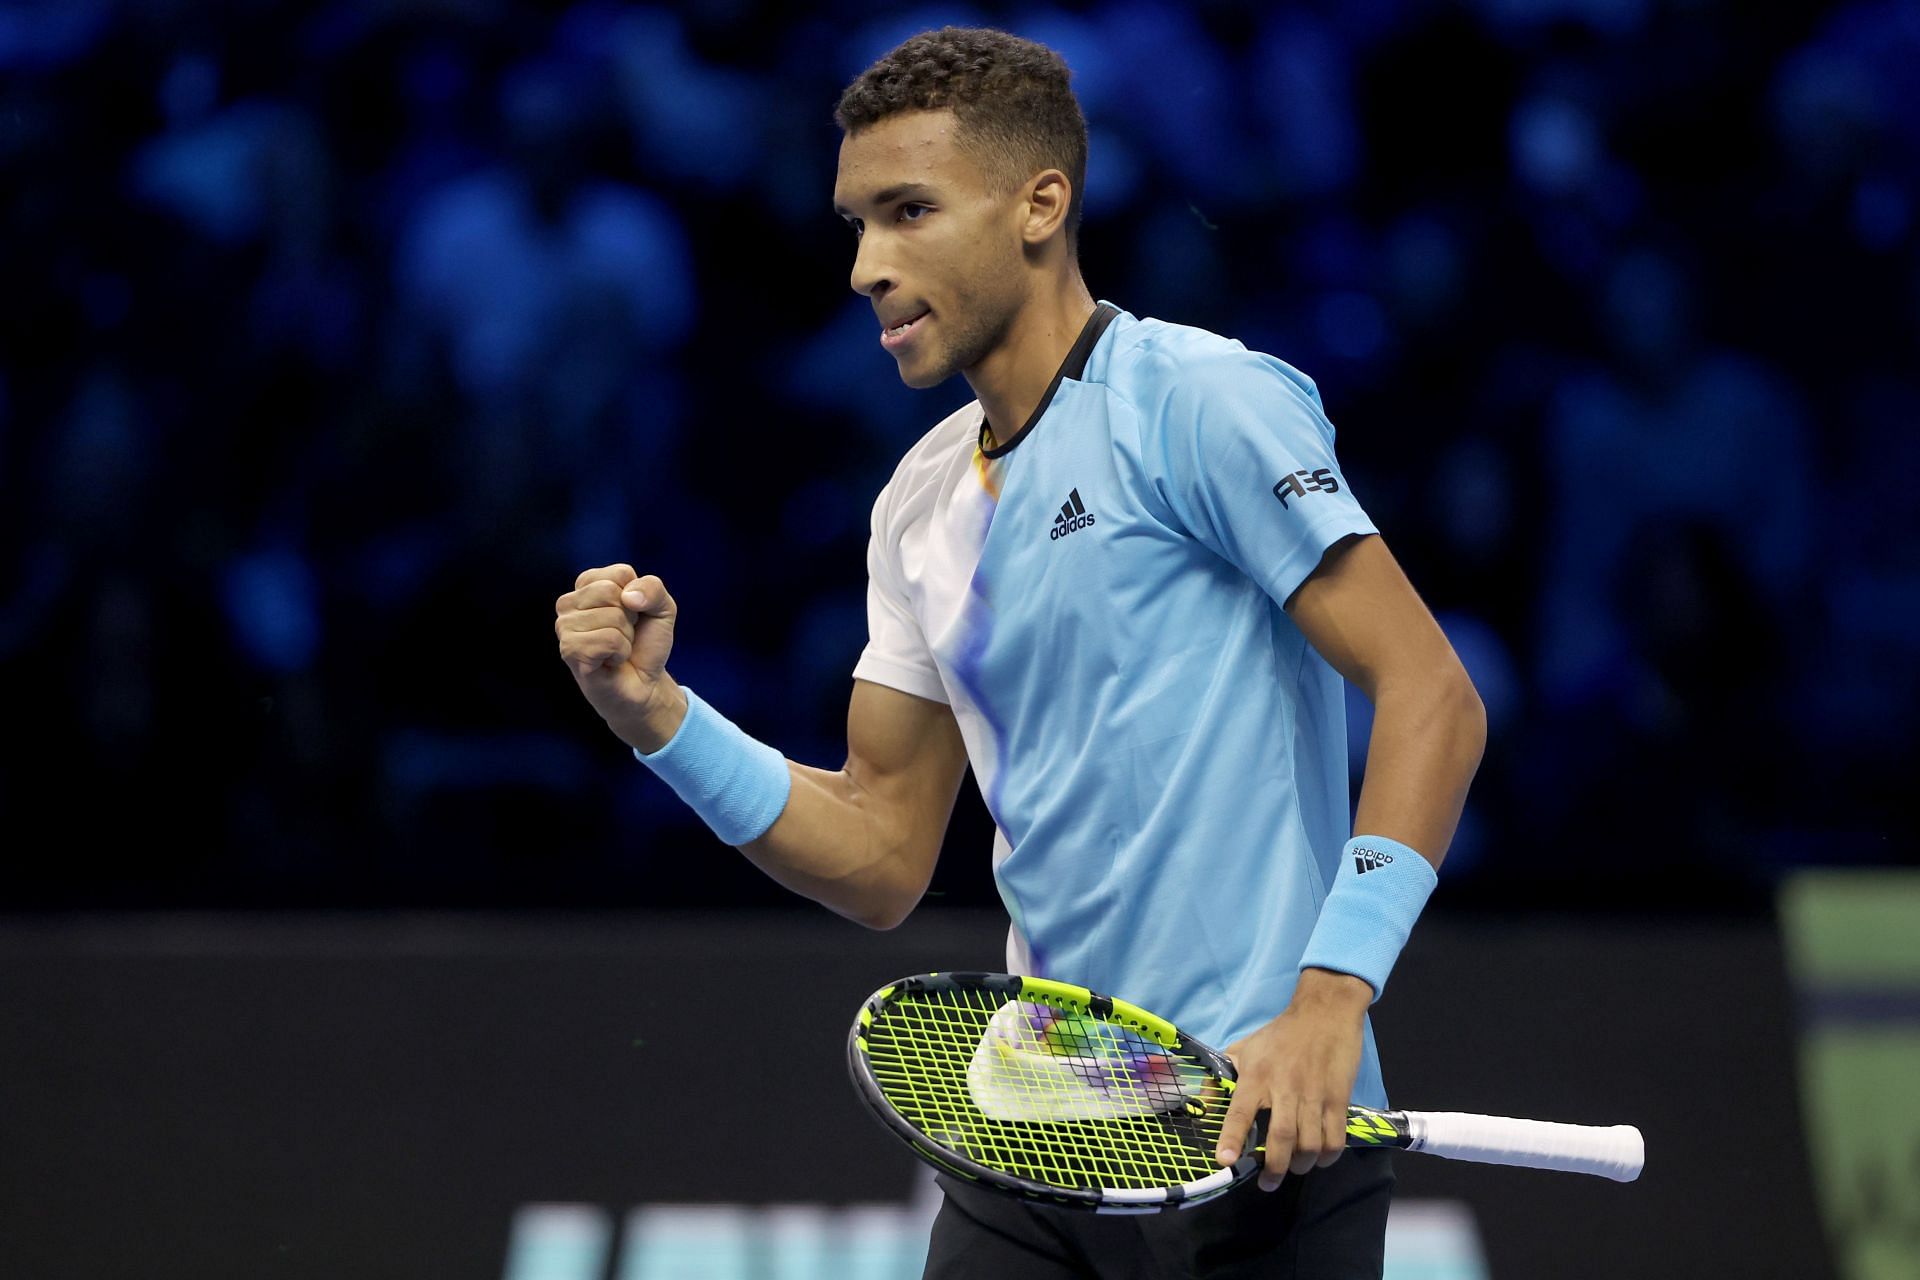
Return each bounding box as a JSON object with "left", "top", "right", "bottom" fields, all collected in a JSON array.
[{"left": 895, "top": 355, "right": 955, "bottom": 390}]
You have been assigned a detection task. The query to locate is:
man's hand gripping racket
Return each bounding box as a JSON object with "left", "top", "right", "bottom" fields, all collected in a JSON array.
[{"left": 849, "top": 973, "right": 1644, "bottom": 1213}]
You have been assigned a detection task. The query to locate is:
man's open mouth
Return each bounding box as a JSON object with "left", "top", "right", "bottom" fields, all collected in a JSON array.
[{"left": 881, "top": 310, "right": 931, "bottom": 347}]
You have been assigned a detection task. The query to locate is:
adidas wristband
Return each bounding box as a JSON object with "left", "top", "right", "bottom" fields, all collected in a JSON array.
[
  {"left": 631, "top": 687, "right": 791, "bottom": 847},
  {"left": 1298, "top": 835, "right": 1438, "bottom": 1003}
]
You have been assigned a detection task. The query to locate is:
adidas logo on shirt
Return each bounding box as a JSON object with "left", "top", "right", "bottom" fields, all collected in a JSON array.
[
  {"left": 1050, "top": 488, "right": 1095, "bottom": 541},
  {"left": 1353, "top": 846, "right": 1395, "bottom": 874}
]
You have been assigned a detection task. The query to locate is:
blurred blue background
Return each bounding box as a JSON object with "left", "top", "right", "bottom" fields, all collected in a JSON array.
[{"left": 1, "top": 0, "right": 1915, "bottom": 910}]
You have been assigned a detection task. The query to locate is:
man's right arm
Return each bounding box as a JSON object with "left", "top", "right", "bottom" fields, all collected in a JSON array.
[
  {"left": 556, "top": 564, "right": 968, "bottom": 929},
  {"left": 741, "top": 678, "right": 967, "bottom": 928}
]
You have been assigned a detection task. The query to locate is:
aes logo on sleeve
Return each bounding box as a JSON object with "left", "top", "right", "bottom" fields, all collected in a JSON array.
[{"left": 1272, "top": 468, "right": 1340, "bottom": 509}]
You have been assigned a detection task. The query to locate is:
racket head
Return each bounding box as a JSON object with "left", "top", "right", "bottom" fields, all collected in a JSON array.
[{"left": 847, "top": 972, "right": 1261, "bottom": 1212}]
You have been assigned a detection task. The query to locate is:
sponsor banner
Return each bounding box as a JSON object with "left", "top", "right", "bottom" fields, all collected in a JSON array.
[{"left": 0, "top": 911, "right": 1828, "bottom": 1278}]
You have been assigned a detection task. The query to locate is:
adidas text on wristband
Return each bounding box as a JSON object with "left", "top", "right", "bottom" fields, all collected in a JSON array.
[{"left": 1297, "top": 835, "right": 1438, "bottom": 1002}]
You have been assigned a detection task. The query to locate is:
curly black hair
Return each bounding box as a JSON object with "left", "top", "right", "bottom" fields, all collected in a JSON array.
[{"left": 835, "top": 27, "right": 1088, "bottom": 245}]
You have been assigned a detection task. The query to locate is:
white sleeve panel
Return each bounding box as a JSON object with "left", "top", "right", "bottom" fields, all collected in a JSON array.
[{"left": 852, "top": 477, "right": 950, "bottom": 705}]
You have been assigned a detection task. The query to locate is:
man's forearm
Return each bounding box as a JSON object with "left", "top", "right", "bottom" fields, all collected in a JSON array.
[
  {"left": 739, "top": 761, "right": 941, "bottom": 930},
  {"left": 1350, "top": 669, "right": 1487, "bottom": 868},
  {"left": 623, "top": 675, "right": 963, "bottom": 930}
]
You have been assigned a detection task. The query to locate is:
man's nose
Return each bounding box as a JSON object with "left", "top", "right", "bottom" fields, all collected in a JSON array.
[{"left": 850, "top": 234, "right": 891, "bottom": 298}]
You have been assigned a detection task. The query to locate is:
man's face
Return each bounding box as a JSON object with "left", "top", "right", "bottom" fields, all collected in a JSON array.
[{"left": 833, "top": 110, "right": 1028, "bottom": 388}]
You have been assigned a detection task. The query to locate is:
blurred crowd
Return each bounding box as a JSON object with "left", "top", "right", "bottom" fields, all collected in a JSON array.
[{"left": 2, "top": 0, "right": 1915, "bottom": 909}]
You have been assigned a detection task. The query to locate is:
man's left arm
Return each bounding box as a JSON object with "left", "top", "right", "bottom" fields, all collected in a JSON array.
[{"left": 1214, "top": 531, "right": 1487, "bottom": 1190}]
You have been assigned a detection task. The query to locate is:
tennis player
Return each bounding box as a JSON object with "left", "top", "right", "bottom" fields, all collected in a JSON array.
[{"left": 555, "top": 27, "right": 1485, "bottom": 1278}]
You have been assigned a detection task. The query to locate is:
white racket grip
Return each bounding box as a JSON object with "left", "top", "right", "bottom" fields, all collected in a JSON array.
[{"left": 1406, "top": 1111, "right": 1644, "bottom": 1182}]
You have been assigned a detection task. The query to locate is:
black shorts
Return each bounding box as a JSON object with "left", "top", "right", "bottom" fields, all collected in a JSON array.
[{"left": 922, "top": 1149, "right": 1394, "bottom": 1280}]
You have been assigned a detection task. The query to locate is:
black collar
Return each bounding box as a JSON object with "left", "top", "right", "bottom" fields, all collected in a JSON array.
[{"left": 978, "top": 302, "right": 1120, "bottom": 458}]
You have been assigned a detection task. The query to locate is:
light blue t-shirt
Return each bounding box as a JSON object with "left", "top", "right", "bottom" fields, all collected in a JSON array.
[{"left": 853, "top": 302, "right": 1386, "bottom": 1107}]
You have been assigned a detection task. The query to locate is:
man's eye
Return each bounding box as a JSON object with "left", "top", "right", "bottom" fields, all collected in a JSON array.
[{"left": 899, "top": 203, "right": 931, "bottom": 222}]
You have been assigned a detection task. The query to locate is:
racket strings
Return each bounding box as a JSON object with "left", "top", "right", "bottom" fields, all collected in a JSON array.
[{"left": 865, "top": 987, "right": 1231, "bottom": 1190}]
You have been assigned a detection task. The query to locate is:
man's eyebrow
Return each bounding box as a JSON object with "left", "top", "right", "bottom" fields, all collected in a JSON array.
[{"left": 832, "top": 182, "right": 937, "bottom": 218}]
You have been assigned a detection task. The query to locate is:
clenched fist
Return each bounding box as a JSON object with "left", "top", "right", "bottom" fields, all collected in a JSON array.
[{"left": 554, "top": 563, "right": 687, "bottom": 752}]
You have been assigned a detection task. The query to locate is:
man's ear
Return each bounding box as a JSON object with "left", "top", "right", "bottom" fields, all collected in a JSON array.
[{"left": 1021, "top": 168, "right": 1074, "bottom": 246}]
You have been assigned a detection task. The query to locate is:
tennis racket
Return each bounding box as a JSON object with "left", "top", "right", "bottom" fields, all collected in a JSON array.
[{"left": 848, "top": 972, "right": 1644, "bottom": 1213}]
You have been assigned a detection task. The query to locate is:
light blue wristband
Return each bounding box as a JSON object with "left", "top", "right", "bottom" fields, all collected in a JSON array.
[
  {"left": 631, "top": 687, "right": 792, "bottom": 846},
  {"left": 1298, "top": 835, "right": 1438, "bottom": 1002}
]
